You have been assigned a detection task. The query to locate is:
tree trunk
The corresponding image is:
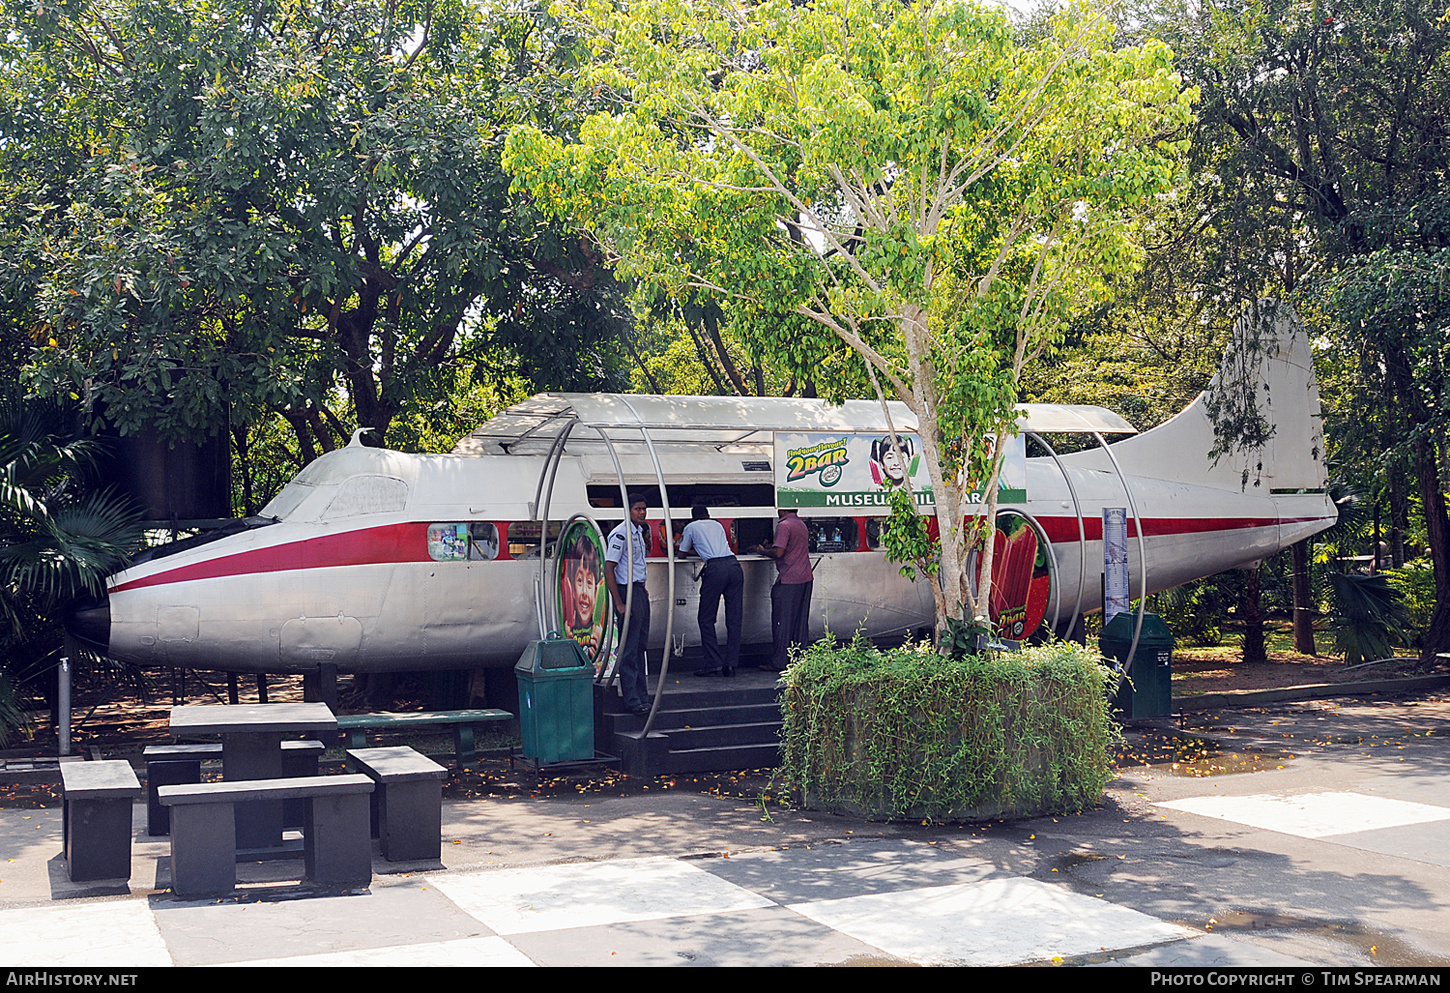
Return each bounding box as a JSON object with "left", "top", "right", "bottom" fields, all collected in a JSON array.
[
  {"left": 285, "top": 412, "right": 318, "bottom": 466},
  {"left": 1241, "top": 562, "right": 1268, "bottom": 665},
  {"left": 232, "top": 424, "right": 254, "bottom": 518},
  {"left": 1389, "top": 465, "right": 1409, "bottom": 567},
  {"left": 1291, "top": 538, "right": 1316, "bottom": 655},
  {"left": 1415, "top": 438, "right": 1450, "bottom": 667}
]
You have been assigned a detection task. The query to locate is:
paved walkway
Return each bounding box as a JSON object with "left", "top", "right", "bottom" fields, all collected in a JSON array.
[{"left": 3, "top": 691, "right": 1449, "bottom": 967}]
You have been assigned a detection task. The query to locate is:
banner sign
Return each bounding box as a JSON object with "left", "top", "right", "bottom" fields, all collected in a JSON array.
[
  {"left": 973, "top": 434, "right": 1028, "bottom": 505},
  {"left": 1103, "top": 507, "right": 1130, "bottom": 624},
  {"left": 773, "top": 432, "right": 1026, "bottom": 514}
]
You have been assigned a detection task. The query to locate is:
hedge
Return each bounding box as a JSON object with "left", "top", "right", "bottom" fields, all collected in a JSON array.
[{"left": 776, "top": 636, "right": 1119, "bottom": 821}]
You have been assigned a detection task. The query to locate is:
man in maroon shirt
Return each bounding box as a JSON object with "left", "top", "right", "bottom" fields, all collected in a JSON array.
[{"left": 750, "top": 509, "right": 813, "bottom": 671}]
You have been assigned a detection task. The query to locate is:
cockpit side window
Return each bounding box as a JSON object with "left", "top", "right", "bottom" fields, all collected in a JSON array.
[{"left": 322, "top": 476, "right": 409, "bottom": 518}]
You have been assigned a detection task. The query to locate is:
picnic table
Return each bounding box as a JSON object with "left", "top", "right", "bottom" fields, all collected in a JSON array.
[{"left": 169, "top": 702, "right": 337, "bottom": 849}]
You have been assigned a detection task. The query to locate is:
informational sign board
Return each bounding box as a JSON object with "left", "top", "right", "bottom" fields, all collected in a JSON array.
[
  {"left": 1103, "top": 507, "right": 1130, "bottom": 624},
  {"left": 774, "top": 432, "right": 1026, "bottom": 514}
]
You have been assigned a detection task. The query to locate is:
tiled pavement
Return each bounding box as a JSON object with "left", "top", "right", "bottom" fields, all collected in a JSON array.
[
  {"left": 8, "top": 780, "right": 1449, "bottom": 968},
  {"left": 2, "top": 701, "right": 1450, "bottom": 974},
  {"left": 0, "top": 845, "right": 1196, "bottom": 967}
]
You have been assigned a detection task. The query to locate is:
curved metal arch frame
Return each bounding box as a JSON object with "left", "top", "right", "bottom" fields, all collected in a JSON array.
[
  {"left": 533, "top": 420, "right": 576, "bottom": 635},
  {"left": 544, "top": 422, "right": 636, "bottom": 686},
  {"left": 1092, "top": 431, "right": 1149, "bottom": 679},
  {"left": 996, "top": 507, "right": 1062, "bottom": 636},
  {"left": 533, "top": 401, "right": 678, "bottom": 739},
  {"left": 1024, "top": 431, "right": 1087, "bottom": 635},
  {"left": 530, "top": 413, "right": 1144, "bottom": 732},
  {"left": 586, "top": 422, "right": 637, "bottom": 676},
  {"left": 613, "top": 396, "right": 677, "bottom": 737}
]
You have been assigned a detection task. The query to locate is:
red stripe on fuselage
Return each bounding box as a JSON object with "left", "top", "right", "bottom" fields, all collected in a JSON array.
[
  {"left": 109, "top": 522, "right": 431, "bottom": 594},
  {"left": 1033, "top": 515, "right": 1326, "bottom": 545},
  {"left": 109, "top": 514, "right": 1335, "bottom": 595}
]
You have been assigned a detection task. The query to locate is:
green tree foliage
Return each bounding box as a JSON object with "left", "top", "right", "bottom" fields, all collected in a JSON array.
[
  {"left": 506, "top": 0, "right": 1194, "bottom": 632},
  {"left": 1031, "top": 0, "right": 1447, "bottom": 660},
  {"left": 0, "top": 398, "right": 143, "bottom": 741},
  {"left": 0, "top": 0, "right": 636, "bottom": 457},
  {"left": 0, "top": 401, "right": 141, "bottom": 622},
  {"left": 1138, "top": 0, "right": 1450, "bottom": 661}
]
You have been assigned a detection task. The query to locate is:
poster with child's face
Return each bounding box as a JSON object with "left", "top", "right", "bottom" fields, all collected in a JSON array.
[{"left": 556, "top": 521, "right": 607, "bottom": 664}]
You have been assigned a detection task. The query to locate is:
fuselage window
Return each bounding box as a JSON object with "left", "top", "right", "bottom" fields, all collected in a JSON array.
[
  {"left": 470, "top": 522, "right": 500, "bottom": 560},
  {"left": 428, "top": 523, "right": 470, "bottom": 561},
  {"left": 507, "top": 521, "right": 562, "bottom": 559},
  {"left": 428, "top": 522, "right": 500, "bottom": 562}
]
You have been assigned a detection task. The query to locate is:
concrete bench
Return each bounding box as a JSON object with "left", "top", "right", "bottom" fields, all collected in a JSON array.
[
  {"left": 145, "top": 740, "right": 326, "bottom": 836},
  {"left": 336, "top": 709, "right": 512, "bottom": 765},
  {"left": 61, "top": 760, "right": 141, "bottom": 883},
  {"left": 346, "top": 746, "right": 448, "bottom": 862},
  {"left": 158, "top": 775, "right": 373, "bottom": 898}
]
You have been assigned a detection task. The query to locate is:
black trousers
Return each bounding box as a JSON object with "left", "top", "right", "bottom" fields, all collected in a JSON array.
[
  {"left": 698, "top": 555, "right": 744, "bottom": 672},
  {"left": 770, "top": 580, "right": 813, "bottom": 670},
  {"left": 615, "top": 583, "right": 650, "bottom": 710}
]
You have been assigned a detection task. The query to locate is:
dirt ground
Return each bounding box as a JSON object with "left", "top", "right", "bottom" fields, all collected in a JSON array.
[
  {"left": 3, "top": 628, "right": 1441, "bottom": 765},
  {"left": 1170, "top": 644, "right": 1428, "bottom": 693}
]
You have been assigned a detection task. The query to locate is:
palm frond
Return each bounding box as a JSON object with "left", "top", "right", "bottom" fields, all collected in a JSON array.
[
  {"left": 0, "top": 400, "right": 144, "bottom": 641},
  {"left": 1326, "top": 572, "right": 1412, "bottom": 666},
  {"left": 0, "top": 672, "right": 28, "bottom": 747}
]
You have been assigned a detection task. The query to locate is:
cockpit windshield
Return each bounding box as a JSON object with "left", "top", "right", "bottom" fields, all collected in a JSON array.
[
  {"left": 259, "top": 449, "right": 413, "bottom": 521},
  {"left": 260, "top": 482, "right": 316, "bottom": 520}
]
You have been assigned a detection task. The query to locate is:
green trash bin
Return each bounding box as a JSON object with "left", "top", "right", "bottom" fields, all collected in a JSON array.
[
  {"left": 515, "top": 634, "right": 595, "bottom": 763},
  {"left": 1099, "top": 611, "right": 1175, "bottom": 720}
]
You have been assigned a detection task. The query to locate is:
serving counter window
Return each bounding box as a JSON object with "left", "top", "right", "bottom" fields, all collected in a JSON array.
[
  {"left": 506, "top": 521, "right": 562, "bottom": 559},
  {"left": 806, "top": 517, "right": 859, "bottom": 553}
]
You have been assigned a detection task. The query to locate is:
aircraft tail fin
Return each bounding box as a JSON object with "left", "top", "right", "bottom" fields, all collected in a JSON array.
[{"left": 1100, "top": 299, "right": 1329, "bottom": 494}]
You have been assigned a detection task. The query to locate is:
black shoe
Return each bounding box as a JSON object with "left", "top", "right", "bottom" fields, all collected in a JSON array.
[
  {"left": 694, "top": 668, "right": 722, "bottom": 677},
  {"left": 722, "top": 667, "right": 736, "bottom": 677},
  {"left": 629, "top": 704, "right": 651, "bottom": 714}
]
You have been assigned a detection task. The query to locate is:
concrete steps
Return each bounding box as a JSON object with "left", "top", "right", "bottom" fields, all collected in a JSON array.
[{"left": 596, "top": 668, "right": 785, "bottom": 776}]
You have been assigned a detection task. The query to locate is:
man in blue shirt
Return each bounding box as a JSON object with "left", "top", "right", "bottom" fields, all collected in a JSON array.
[
  {"left": 678, "top": 503, "right": 743, "bottom": 677},
  {"left": 605, "top": 494, "right": 651, "bottom": 714}
]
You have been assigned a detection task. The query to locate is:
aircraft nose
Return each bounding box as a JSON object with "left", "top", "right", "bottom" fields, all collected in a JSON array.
[{"left": 66, "top": 595, "right": 110, "bottom": 656}]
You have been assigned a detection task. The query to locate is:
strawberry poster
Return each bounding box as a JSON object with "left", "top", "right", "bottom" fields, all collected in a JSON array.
[{"left": 974, "top": 511, "right": 1053, "bottom": 641}]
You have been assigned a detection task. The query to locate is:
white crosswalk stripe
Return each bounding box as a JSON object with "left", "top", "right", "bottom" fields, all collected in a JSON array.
[
  {"left": 0, "top": 855, "right": 1209, "bottom": 966},
  {"left": 426, "top": 856, "right": 775, "bottom": 934},
  {"left": 0, "top": 900, "right": 172, "bottom": 967},
  {"left": 1155, "top": 792, "right": 1450, "bottom": 838},
  {"left": 786, "top": 876, "right": 1193, "bottom": 966}
]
